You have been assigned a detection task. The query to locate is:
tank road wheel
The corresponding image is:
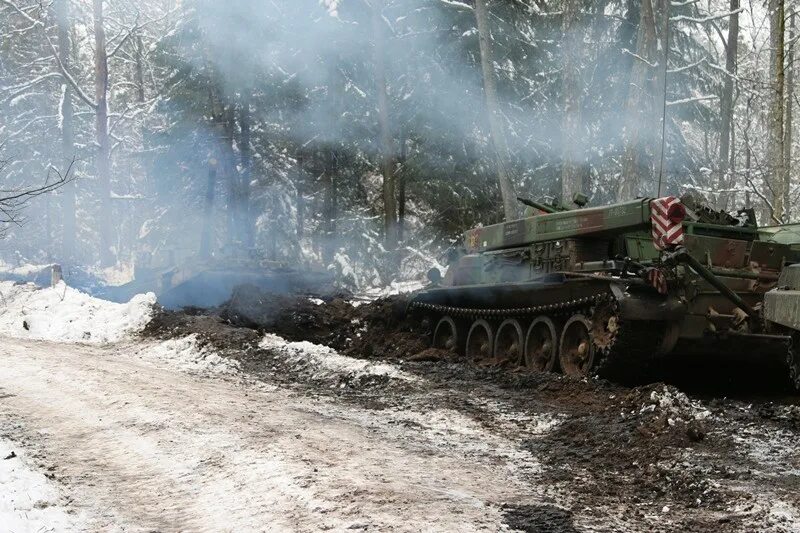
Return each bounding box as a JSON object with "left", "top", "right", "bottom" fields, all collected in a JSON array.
[
  {"left": 433, "top": 316, "right": 460, "bottom": 353},
  {"left": 494, "top": 319, "right": 524, "bottom": 365},
  {"left": 559, "top": 314, "right": 596, "bottom": 377},
  {"left": 524, "top": 316, "right": 558, "bottom": 373},
  {"left": 466, "top": 319, "right": 494, "bottom": 361}
]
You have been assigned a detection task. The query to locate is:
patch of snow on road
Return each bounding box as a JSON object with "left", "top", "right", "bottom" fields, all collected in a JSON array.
[
  {"left": 0, "top": 281, "right": 154, "bottom": 344},
  {"left": 472, "top": 398, "right": 564, "bottom": 436},
  {"left": 133, "top": 335, "right": 240, "bottom": 374},
  {"left": 324, "top": 403, "right": 547, "bottom": 481},
  {"left": 260, "top": 333, "right": 415, "bottom": 382},
  {"left": 0, "top": 438, "right": 85, "bottom": 532}
]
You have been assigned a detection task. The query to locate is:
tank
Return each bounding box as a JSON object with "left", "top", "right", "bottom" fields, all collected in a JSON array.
[{"left": 409, "top": 193, "right": 800, "bottom": 387}]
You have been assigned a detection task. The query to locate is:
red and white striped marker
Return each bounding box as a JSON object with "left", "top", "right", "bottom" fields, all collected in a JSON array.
[
  {"left": 647, "top": 268, "right": 668, "bottom": 295},
  {"left": 650, "top": 196, "right": 686, "bottom": 251}
]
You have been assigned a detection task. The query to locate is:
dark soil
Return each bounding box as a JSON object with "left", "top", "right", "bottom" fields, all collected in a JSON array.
[
  {"left": 139, "top": 286, "right": 800, "bottom": 532},
  {"left": 502, "top": 504, "right": 580, "bottom": 533},
  {"left": 219, "top": 284, "right": 429, "bottom": 360}
]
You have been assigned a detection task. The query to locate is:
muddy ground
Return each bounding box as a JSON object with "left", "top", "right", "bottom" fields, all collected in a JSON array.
[{"left": 142, "top": 285, "right": 800, "bottom": 532}]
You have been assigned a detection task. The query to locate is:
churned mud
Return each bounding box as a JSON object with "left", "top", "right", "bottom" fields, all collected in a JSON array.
[{"left": 138, "top": 286, "right": 800, "bottom": 532}]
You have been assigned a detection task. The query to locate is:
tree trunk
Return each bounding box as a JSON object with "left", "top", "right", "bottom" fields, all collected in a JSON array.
[
  {"left": 372, "top": 0, "right": 398, "bottom": 250},
  {"left": 619, "top": 0, "right": 659, "bottom": 200},
  {"left": 719, "top": 0, "right": 739, "bottom": 211},
  {"left": 93, "top": 0, "right": 113, "bottom": 265},
  {"left": 784, "top": 12, "right": 795, "bottom": 220},
  {"left": 56, "top": 0, "right": 76, "bottom": 261},
  {"left": 236, "top": 96, "right": 253, "bottom": 247},
  {"left": 134, "top": 32, "right": 146, "bottom": 103},
  {"left": 321, "top": 150, "right": 337, "bottom": 265},
  {"left": 296, "top": 154, "right": 305, "bottom": 240},
  {"left": 474, "top": 0, "right": 517, "bottom": 220},
  {"left": 222, "top": 104, "right": 239, "bottom": 246},
  {"left": 769, "top": 0, "right": 786, "bottom": 221},
  {"left": 199, "top": 159, "right": 217, "bottom": 258},
  {"left": 560, "top": 0, "right": 585, "bottom": 205},
  {"left": 398, "top": 134, "right": 408, "bottom": 243},
  {"left": 652, "top": 0, "right": 670, "bottom": 196}
]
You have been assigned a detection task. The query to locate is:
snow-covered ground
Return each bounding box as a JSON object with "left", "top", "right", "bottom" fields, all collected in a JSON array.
[
  {"left": 260, "top": 333, "right": 416, "bottom": 382},
  {"left": 353, "top": 279, "right": 427, "bottom": 303},
  {"left": 0, "top": 279, "right": 798, "bottom": 532},
  {"left": 0, "top": 336, "right": 525, "bottom": 531},
  {"left": 0, "top": 438, "right": 85, "bottom": 532},
  {"left": 0, "top": 281, "right": 154, "bottom": 343},
  {"left": 132, "top": 334, "right": 241, "bottom": 375},
  {"left": 0, "top": 260, "right": 54, "bottom": 279}
]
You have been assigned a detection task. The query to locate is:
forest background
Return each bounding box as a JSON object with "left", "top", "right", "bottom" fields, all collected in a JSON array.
[{"left": 0, "top": 0, "right": 795, "bottom": 288}]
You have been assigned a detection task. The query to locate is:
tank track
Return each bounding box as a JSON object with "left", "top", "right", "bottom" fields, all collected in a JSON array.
[
  {"left": 591, "top": 293, "right": 665, "bottom": 383},
  {"left": 788, "top": 335, "right": 800, "bottom": 390},
  {"left": 409, "top": 293, "right": 604, "bottom": 320},
  {"left": 409, "top": 291, "right": 666, "bottom": 381}
]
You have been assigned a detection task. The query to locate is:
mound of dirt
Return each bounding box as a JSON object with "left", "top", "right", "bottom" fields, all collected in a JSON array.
[
  {"left": 142, "top": 308, "right": 261, "bottom": 352},
  {"left": 219, "top": 284, "right": 430, "bottom": 360}
]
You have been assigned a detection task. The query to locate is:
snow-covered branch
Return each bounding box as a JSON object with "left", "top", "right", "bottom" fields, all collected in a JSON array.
[
  {"left": 666, "top": 95, "right": 718, "bottom": 106},
  {"left": 671, "top": 7, "right": 745, "bottom": 24},
  {"left": 43, "top": 34, "right": 98, "bottom": 109},
  {"left": 667, "top": 57, "right": 706, "bottom": 74},
  {"left": 622, "top": 49, "right": 658, "bottom": 68},
  {"left": 0, "top": 0, "right": 43, "bottom": 28},
  {"left": 439, "top": 0, "right": 473, "bottom": 11}
]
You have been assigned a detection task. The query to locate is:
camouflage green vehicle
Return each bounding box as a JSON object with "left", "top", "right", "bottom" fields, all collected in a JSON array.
[{"left": 410, "top": 194, "right": 800, "bottom": 387}]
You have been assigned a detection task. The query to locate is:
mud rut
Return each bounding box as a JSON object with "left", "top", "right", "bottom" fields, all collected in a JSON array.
[{"left": 1, "top": 294, "right": 800, "bottom": 532}]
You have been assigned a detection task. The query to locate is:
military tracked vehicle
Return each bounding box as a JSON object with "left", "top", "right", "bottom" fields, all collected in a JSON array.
[{"left": 409, "top": 194, "right": 800, "bottom": 387}]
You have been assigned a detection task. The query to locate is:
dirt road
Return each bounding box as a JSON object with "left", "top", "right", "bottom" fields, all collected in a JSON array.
[
  {"left": 0, "top": 337, "right": 537, "bottom": 532},
  {"left": 2, "top": 332, "right": 800, "bottom": 532}
]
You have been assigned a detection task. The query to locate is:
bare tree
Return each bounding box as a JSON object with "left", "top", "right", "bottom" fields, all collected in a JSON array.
[
  {"left": 718, "top": 0, "right": 739, "bottom": 210},
  {"left": 55, "top": 0, "right": 76, "bottom": 259},
  {"left": 768, "top": 0, "right": 786, "bottom": 221},
  {"left": 785, "top": 12, "right": 795, "bottom": 220},
  {"left": 619, "top": 0, "right": 660, "bottom": 200},
  {"left": 93, "top": 0, "right": 113, "bottom": 265},
  {"left": 372, "top": 0, "right": 398, "bottom": 249},
  {"left": 0, "top": 153, "right": 74, "bottom": 231},
  {"left": 560, "top": 0, "right": 585, "bottom": 203},
  {"left": 474, "top": 0, "right": 517, "bottom": 221}
]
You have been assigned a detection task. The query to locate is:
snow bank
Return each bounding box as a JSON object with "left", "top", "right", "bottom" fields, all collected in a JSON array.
[
  {"left": 0, "top": 281, "right": 155, "bottom": 344},
  {"left": 0, "top": 260, "right": 53, "bottom": 279},
  {"left": 132, "top": 335, "right": 240, "bottom": 375},
  {"left": 0, "top": 438, "right": 85, "bottom": 532},
  {"left": 260, "top": 333, "right": 415, "bottom": 383}
]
